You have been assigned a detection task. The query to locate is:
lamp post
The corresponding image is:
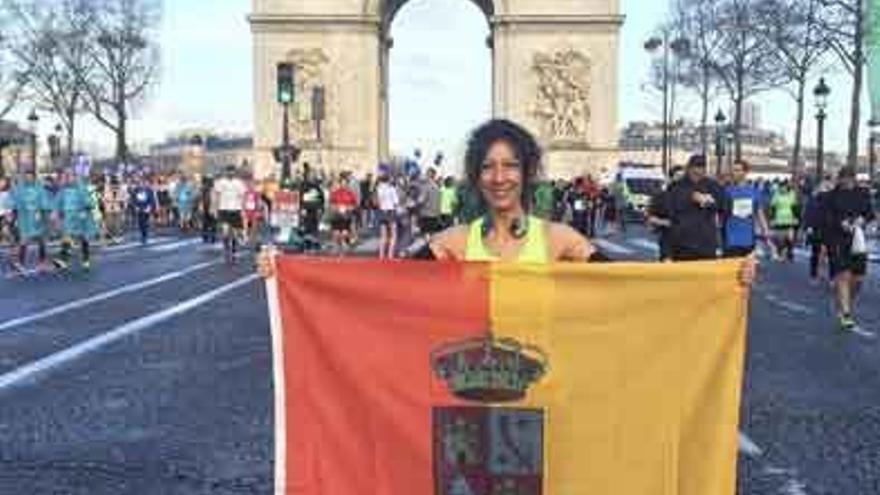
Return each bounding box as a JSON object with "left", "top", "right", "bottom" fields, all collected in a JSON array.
[
  {"left": 725, "top": 124, "right": 735, "bottom": 173},
  {"left": 48, "top": 123, "right": 62, "bottom": 170},
  {"left": 27, "top": 109, "right": 39, "bottom": 173},
  {"left": 714, "top": 110, "right": 726, "bottom": 176},
  {"left": 813, "top": 77, "right": 830, "bottom": 180},
  {"left": 869, "top": 119, "right": 878, "bottom": 183},
  {"left": 644, "top": 34, "right": 690, "bottom": 177},
  {"left": 276, "top": 63, "right": 298, "bottom": 185}
]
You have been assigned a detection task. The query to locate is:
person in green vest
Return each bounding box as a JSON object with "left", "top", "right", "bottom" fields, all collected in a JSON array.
[
  {"left": 769, "top": 181, "right": 800, "bottom": 262},
  {"left": 532, "top": 180, "right": 555, "bottom": 220},
  {"left": 438, "top": 176, "right": 458, "bottom": 229},
  {"left": 8, "top": 170, "right": 53, "bottom": 272},
  {"left": 53, "top": 170, "right": 97, "bottom": 271}
]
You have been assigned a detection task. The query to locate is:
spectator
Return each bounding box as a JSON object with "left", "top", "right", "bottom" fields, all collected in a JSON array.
[{"left": 666, "top": 155, "right": 725, "bottom": 261}]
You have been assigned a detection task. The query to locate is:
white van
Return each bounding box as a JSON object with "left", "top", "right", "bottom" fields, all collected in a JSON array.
[{"left": 616, "top": 166, "right": 666, "bottom": 214}]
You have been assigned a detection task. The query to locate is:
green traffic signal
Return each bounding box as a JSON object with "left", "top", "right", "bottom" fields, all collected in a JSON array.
[{"left": 277, "top": 63, "right": 294, "bottom": 104}]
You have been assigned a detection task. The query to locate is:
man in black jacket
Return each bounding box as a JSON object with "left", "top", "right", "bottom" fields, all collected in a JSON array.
[{"left": 666, "top": 155, "right": 725, "bottom": 261}]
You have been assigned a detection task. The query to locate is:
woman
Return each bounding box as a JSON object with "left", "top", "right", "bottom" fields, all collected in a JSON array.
[
  {"left": 242, "top": 176, "right": 265, "bottom": 252},
  {"left": 375, "top": 173, "right": 400, "bottom": 259},
  {"left": 422, "top": 119, "right": 595, "bottom": 262},
  {"left": 260, "top": 120, "right": 755, "bottom": 283},
  {"left": 328, "top": 177, "right": 358, "bottom": 255}
]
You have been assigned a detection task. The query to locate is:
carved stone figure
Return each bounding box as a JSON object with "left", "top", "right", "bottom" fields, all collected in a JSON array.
[{"left": 532, "top": 49, "right": 591, "bottom": 143}]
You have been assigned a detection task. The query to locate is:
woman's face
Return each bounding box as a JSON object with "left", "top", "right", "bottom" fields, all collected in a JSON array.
[{"left": 479, "top": 140, "right": 523, "bottom": 213}]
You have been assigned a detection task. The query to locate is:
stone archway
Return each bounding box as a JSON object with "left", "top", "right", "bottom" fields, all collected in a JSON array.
[{"left": 249, "top": 0, "right": 623, "bottom": 179}]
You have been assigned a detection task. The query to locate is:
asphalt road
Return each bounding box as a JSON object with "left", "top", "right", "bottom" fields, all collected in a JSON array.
[{"left": 0, "top": 226, "right": 878, "bottom": 494}]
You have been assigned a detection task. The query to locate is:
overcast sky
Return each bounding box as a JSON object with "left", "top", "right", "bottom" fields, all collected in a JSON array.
[{"left": 19, "top": 0, "right": 866, "bottom": 160}]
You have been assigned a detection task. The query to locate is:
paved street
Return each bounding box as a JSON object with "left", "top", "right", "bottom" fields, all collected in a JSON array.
[{"left": 0, "top": 227, "right": 878, "bottom": 494}]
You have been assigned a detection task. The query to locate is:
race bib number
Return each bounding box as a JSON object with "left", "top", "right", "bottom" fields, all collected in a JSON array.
[
  {"left": 574, "top": 199, "right": 586, "bottom": 211},
  {"left": 137, "top": 192, "right": 147, "bottom": 202},
  {"left": 732, "top": 198, "right": 754, "bottom": 219},
  {"left": 245, "top": 199, "right": 257, "bottom": 211}
]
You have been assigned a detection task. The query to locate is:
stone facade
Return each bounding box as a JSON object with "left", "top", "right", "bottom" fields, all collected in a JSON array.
[{"left": 250, "top": 0, "right": 622, "bottom": 179}]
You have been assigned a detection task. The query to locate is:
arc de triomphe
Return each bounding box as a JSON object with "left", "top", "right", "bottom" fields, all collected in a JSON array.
[{"left": 249, "top": 0, "right": 623, "bottom": 179}]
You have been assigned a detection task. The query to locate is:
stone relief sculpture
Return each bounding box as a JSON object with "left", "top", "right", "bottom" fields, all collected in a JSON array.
[
  {"left": 284, "top": 48, "right": 330, "bottom": 142},
  {"left": 532, "top": 49, "right": 591, "bottom": 143}
]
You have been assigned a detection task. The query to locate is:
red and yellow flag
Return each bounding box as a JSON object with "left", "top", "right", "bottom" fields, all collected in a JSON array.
[{"left": 267, "top": 258, "right": 748, "bottom": 495}]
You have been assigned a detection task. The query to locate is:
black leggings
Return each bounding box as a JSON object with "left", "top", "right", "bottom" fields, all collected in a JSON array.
[
  {"left": 59, "top": 237, "right": 90, "bottom": 262},
  {"left": 137, "top": 211, "right": 150, "bottom": 242}
]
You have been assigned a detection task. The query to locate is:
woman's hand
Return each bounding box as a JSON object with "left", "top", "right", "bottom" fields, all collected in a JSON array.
[
  {"left": 738, "top": 255, "right": 758, "bottom": 288},
  {"left": 257, "top": 246, "right": 276, "bottom": 279}
]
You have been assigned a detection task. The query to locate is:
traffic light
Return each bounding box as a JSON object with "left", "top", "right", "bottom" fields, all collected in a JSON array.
[
  {"left": 277, "top": 63, "right": 294, "bottom": 104},
  {"left": 312, "top": 86, "right": 325, "bottom": 121},
  {"left": 272, "top": 145, "right": 302, "bottom": 164}
]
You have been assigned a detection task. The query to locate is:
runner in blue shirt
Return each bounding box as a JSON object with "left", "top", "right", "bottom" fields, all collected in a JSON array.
[
  {"left": 131, "top": 176, "right": 156, "bottom": 245},
  {"left": 722, "top": 160, "right": 769, "bottom": 257}
]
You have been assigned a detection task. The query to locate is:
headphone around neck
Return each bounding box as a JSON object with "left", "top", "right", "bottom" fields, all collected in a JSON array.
[{"left": 481, "top": 214, "right": 529, "bottom": 240}]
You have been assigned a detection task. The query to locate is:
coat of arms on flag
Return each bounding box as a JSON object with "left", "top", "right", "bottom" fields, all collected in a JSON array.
[
  {"left": 267, "top": 258, "right": 748, "bottom": 495},
  {"left": 431, "top": 334, "right": 547, "bottom": 495}
]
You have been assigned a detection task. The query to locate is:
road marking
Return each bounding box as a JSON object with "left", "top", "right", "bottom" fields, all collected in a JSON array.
[
  {"left": 847, "top": 326, "right": 877, "bottom": 340},
  {"left": 763, "top": 294, "right": 815, "bottom": 315},
  {"left": 592, "top": 239, "right": 636, "bottom": 255},
  {"left": 0, "top": 274, "right": 258, "bottom": 392},
  {"left": 101, "top": 236, "right": 172, "bottom": 253},
  {"left": 627, "top": 238, "right": 659, "bottom": 252},
  {"left": 0, "top": 260, "right": 221, "bottom": 332},
  {"left": 147, "top": 238, "right": 200, "bottom": 253},
  {"left": 738, "top": 431, "right": 764, "bottom": 457}
]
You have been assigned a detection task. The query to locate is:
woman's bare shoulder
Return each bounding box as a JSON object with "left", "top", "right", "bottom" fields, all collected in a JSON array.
[{"left": 429, "top": 225, "right": 470, "bottom": 260}]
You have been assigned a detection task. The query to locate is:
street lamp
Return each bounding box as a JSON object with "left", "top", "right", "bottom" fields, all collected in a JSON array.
[
  {"left": 27, "top": 109, "right": 38, "bottom": 173},
  {"left": 814, "top": 77, "right": 830, "bottom": 180},
  {"left": 725, "top": 124, "right": 735, "bottom": 173},
  {"left": 644, "top": 33, "right": 690, "bottom": 177},
  {"left": 714, "top": 110, "right": 727, "bottom": 176},
  {"left": 869, "top": 119, "right": 878, "bottom": 184}
]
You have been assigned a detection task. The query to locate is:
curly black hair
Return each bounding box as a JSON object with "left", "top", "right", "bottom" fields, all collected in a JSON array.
[{"left": 464, "top": 119, "right": 542, "bottom": 211}]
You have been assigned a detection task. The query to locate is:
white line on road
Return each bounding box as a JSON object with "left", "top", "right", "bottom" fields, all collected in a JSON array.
[
  {"left": 847, "top": 326, "right": 877, "bottom": 340},
  {"left": 739, "top": 431, "right": 764, "bottom": 457},
  {"left": 0, "top": 260, "right": 221, "bottom": 332},
  {"left": 0, "top": 274, "right": 258, "bottom": 392},
  {"left": 147, "top": 239, "right": 200, "bottom": 253},
  {"left": 763, "top": 294, "right": 815, "bottom": 315},
  {"left": 592, "top": 238, "right": 636, "bottom": 256},
  {"left": 100, "top": 236, "right": 172, "bottom": 253}
]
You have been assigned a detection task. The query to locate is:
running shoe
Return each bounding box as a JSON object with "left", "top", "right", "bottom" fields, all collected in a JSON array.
[
  {"left": 9, "top": 260, "right": 25, "bottom": 274},
  {"left": 51, "top": 258, "right": 69, "bottom": 271},
  {"left": 839, "top": 314, "right": 857, "bottom": 332},
  {"left": 82, "top": 260, "right": 91, "bottom": 271}
]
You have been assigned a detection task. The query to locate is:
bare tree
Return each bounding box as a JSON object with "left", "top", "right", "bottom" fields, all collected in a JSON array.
[
  {"left": 668, "top": 0, "right": 726, "bottom": 156},
  {"left": 0, "top": 3, "right": 33, "bottom": 120},
  {"left": 820, "top": 0, "right": 867, "bottom": 168},
  {"left": 711, "top": 0, "right": 791, "bottom": 160},
  {"left": 4, "top": 0, "right": 97, "bottom": 163},
  {"left": 80, "top": 0, "right": 160, "bottom": 163},
  {"left": 760, "top": 0, "right": 828, "bottom": 172}
]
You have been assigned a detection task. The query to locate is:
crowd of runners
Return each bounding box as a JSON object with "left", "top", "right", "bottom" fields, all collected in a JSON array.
[
  {"left": 646, "top": 156, "right": 877, "bottom": 332},
  {"left": 2, "top": 148, "right": 877, "bottom": 333}
]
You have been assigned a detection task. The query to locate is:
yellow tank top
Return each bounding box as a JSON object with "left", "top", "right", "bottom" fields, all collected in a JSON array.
[{"left": 464, "top": 216, "right": 549, "bottom": 263}]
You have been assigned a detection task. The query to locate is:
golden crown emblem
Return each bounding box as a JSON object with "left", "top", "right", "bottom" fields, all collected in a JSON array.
[{"left": 430, "top": 333, "right": 547, "bottom": 403}]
